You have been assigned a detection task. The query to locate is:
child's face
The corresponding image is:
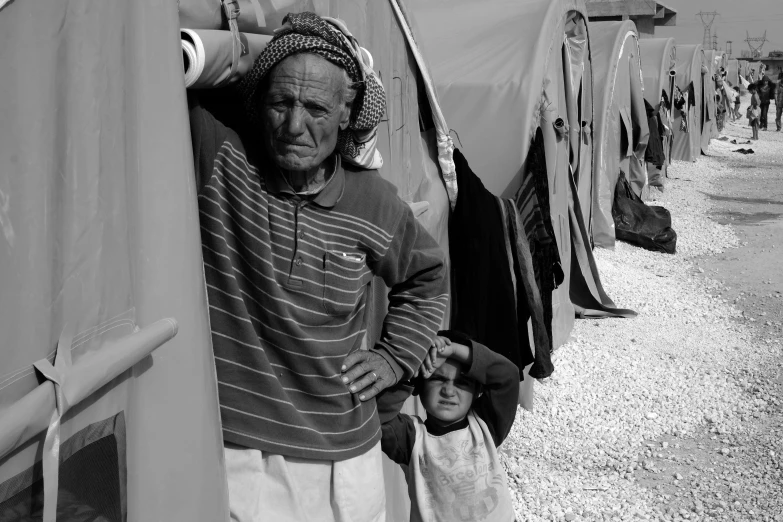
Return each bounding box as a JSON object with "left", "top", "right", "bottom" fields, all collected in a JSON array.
[{"left": 421, "top": 359, "right": 476, "bottom": 426}]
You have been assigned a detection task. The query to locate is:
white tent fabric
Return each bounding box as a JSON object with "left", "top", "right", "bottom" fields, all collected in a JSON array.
[
  {"left": 672, "top": 44, "right": 704, "bottom": 162},
  {"left": 589, "top": 20, "right": 649, "bottom": 249},
  {"left": 0, "top": 1, "right": 229, "bottom": 520}
]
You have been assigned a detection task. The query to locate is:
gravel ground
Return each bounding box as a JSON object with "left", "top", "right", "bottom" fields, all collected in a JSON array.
[{"left": 504, "top": 96, "right": 783, "bottom": 521}]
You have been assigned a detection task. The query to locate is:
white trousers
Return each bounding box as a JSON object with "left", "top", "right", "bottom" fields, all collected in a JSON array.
[{"left": 224, "top": 441, "right": 386, "bottom": 522}]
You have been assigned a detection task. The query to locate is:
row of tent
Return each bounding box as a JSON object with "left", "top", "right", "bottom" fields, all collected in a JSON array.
[{"left": 0, "top": 0, "right": 746, "bottom": 520}]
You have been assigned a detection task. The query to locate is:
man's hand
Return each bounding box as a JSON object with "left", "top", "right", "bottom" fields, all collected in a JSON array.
[{"left": 341, "top": 351, "right": 396, "bottom": 401}]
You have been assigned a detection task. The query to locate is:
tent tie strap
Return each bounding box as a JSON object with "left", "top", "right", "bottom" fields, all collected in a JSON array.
[
  {"left": 218, "top": 0, "right": 243, "bottom": 89},
  {"left": 32, "top": 324, "right": 76, "bottom": 522}
]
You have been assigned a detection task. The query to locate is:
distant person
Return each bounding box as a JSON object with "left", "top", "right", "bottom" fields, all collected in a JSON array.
[
  {"left": 715, "top": 93, "right": 726, "bottom": 133},
  {"left": 752, "top": 75, "right": 776, "bottom": 130},
  {"left": 776, "top": 71, "right": 783, "bottom": 131},
  {"left": 748, "top": 85, "right": 761, "bottom": 140},
  {"left": 733, "top": 86, "right": 742, "bottom": 120},
  {"left": 379, "top": 332, "right": 520, "bottom": 522}
]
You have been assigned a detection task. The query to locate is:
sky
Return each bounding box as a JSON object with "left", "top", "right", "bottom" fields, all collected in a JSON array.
[{"left": 653, "top": 0, "right": 783, "bottom": 57}]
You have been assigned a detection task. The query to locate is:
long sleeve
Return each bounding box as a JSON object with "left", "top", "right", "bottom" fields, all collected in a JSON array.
[
  {"left": 380, "top": 415, "right": 417, "bottom": 465},
  {"left": 377, "top": 382, "right": 417, "bottom": 465},
  {"left": 187, "top": 92, "right": 229, "bottom": 194},
  {"left": 371, "top": 203, "right": 448, "bottom": 382},
  {"left": 463, "top": 340, "right": 521, "bottom": 447}
]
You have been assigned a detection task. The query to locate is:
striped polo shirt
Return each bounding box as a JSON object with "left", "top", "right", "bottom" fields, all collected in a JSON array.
[{"left": 189, "top": 99, "right": 448, "bottom": 461}]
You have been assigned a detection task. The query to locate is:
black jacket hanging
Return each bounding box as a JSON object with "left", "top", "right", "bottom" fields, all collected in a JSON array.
[{"left": 450, "top": 149, "right": 547, "bottom": 376}]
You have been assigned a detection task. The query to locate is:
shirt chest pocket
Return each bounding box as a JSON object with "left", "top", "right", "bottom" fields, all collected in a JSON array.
[{"left": 322, "top": 251, "right": 372, "bottom": 316}]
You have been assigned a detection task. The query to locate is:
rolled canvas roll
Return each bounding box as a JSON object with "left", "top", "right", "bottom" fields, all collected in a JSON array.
[
  {"left": 182, "top": 28, "right": 272, "bottom": 88},
  {"left": 178, "top": 0, "right": 316, "bottom": 35}
]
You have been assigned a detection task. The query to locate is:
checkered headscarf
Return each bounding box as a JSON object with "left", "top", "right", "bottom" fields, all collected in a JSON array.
[{"left": 239, "top": 12, "right": 385, "bottom": 160}]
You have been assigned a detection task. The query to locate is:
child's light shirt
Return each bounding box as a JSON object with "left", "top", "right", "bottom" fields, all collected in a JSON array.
[{"left": 407, "top": 411, "right": 515, "bottom": 522}]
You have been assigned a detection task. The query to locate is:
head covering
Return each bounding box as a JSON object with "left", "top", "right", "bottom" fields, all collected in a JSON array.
[{"left": 239, "top": 12, "right": 385, "bottom": 169}]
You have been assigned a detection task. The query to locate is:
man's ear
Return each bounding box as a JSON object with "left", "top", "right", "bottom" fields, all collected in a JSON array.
[{"left": 339, "top": 104, "right": 351, "bottom": 131}]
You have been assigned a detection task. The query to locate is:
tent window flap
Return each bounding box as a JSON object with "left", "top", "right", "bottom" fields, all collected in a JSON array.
[{"left": 0, "top": 412, "right": 127, "bottom": 522}]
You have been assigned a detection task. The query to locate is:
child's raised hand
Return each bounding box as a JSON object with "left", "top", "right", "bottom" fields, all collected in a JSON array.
[{"left": 417, "top": 336, "right": 453, "bottom": 379}]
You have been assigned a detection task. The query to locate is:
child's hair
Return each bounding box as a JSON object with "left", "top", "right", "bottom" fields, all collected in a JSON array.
[
  {"left": 733, "top": 86, "right": 740, "bottom": 92},
  {"left": 749, "top": 85, "right": 756, "bottom": 92}
]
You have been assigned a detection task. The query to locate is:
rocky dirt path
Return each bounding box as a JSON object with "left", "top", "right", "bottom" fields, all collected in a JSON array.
[{"left": 506, "top": 100, "right": 783, "bottom": 521}]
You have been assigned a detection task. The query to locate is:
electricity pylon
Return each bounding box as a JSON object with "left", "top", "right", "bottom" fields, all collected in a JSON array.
[
  {"left": 696, "top": 11, "right": 719, "bottom": 50},
  {"left": 745, "top": 31, "right": 768, "bottom": 59}
]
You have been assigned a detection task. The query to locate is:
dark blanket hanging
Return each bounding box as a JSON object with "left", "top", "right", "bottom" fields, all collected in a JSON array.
[
  {"left": 515, "top": 128, "right": 564, "bottom": 357},
  {"left": 644, "top": 99, "right": 666, "bottom": 168},
  {"left": 449, "top": 149, "right": 553, "bottom": 378}
]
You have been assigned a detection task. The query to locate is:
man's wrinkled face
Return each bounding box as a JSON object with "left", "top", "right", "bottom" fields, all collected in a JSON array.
[{"left": 262, "top": 54, "right": 351, "bottom": 173}]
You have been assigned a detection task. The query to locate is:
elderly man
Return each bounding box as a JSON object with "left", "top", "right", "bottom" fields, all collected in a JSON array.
[{"left": 188, "top": 13, "right": 447, "bottom": 522}]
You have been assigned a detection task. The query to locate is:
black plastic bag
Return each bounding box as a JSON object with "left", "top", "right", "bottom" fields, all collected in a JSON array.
[{"left": 612, "top": 171, "right": 677, "bottom": 254}]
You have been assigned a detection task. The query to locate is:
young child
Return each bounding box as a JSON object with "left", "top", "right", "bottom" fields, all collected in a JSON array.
[
  {"left": 378, "top": 331, "right": 520, "bottom": 522},
  {"left": 748, "top": 85, "right": 760, "bottom": 141}
]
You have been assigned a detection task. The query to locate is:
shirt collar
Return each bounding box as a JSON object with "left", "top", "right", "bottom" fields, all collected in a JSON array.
[
  {"left": 424, "top": 415, "right": 470, "bottom": 437},
  {"left": 265, "top": 154, "right": 345, "bottom": 208}
]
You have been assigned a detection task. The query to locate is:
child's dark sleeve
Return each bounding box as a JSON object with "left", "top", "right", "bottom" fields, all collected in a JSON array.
[
  {"left": 377, "top": 383, "right": 417, "bottom": 465},
  {"left": 462, "top": 340, "right": 521, "bottom": 447}
]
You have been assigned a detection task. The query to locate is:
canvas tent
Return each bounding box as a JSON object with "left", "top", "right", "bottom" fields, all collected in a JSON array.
[
  {"left": 589, "top": 20, "right": 649, "bottom": 249},
  {"left": 672, "top": 44, "right": 704, "bottom": 162},
  {"left": 639, "top": 37, "right": 677, "bottom": 188},
  {"left": 0, "top": 0, "right": 456, "bottom": 520},
  {"left": 700, "top": 49, "right": 718, "bottom": 148},
  {"left": 705, "top": 50, "right": 728, "bottom": 140},
  {"left": 406, "top": 0, "right": 635, "bottom": 349},
  {"left": 726, "top": 58, "right": 741, "bottom": 91},
  {"left": 0, "top": 1, "right": 230, "bottom": 520}
]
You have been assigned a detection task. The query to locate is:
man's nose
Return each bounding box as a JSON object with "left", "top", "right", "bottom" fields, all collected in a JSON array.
[{"left": 285, "top": 106, "right": 306, "bottom": 136}]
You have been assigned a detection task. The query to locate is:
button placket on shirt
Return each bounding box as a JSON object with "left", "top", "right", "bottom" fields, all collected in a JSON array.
[{"left": 289, "top": 200, "right": 307, "bottom": 284}]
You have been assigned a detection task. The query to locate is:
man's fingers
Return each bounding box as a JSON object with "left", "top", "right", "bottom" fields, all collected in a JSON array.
[
  {"left": 347, "top": 374, "right": 375, "bottom": 395},
  {"left": 341, "top": 350, "right": 367, "bottom": 372},
  {"left": 349, "top": 368, "right": 389, "bottom": 396},
  {"left": 359, "top": 383, "right": 382, "bottom": 401},
  {"left": 341, "top": 359, "right": 371, "bottom": 385}
]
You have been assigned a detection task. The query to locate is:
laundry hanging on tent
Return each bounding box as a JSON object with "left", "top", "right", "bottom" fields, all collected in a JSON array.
[
  {"left": 449, "top": 149, "right": 553, "bottom": 379},
  {"left": 499, "top": 197, "right": 554, "bottom": 380},
  {"left": 516, "top": 127, "right": 564, "bottom": 359},
  {"left": 673, "top": 85, "right": 688, "bottom": 133},
  {"left": 687, "top": 82, "right": 696, "bottom": 109},
  {"left": 644, "top": 99, "right": 666, "bottom": 168},
  {"left": 612, "top": 171, "right": 677, "bottom": 254},
  {"left": 661, "top": 90, "right": 671, "bottom": 112}
]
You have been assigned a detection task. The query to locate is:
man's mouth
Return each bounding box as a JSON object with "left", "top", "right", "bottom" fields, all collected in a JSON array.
[{"left": 277, "top": 138, "right": 312, "bottom": 148}]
